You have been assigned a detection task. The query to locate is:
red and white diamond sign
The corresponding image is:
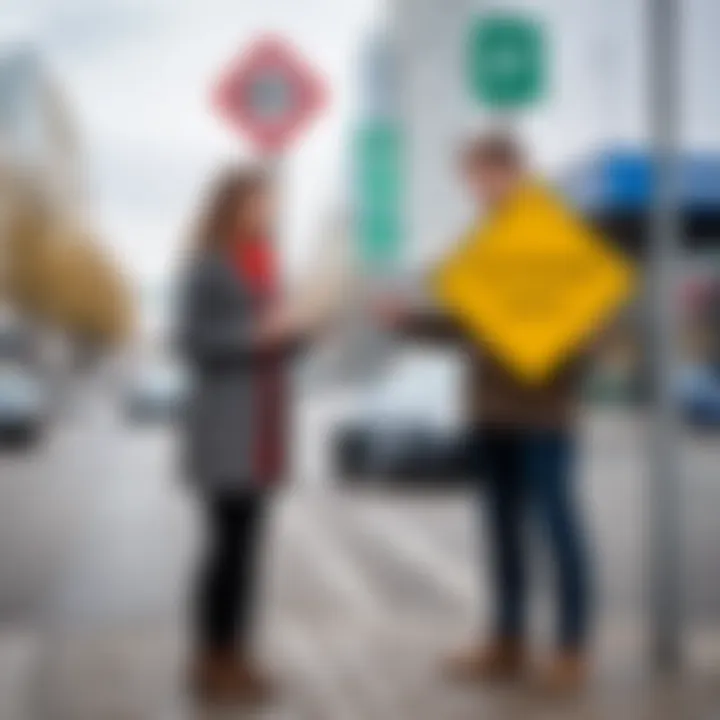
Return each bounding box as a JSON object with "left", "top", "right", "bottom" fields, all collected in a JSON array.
[{"left": 212, "top": 35, "right": 327, "bottom": 154}]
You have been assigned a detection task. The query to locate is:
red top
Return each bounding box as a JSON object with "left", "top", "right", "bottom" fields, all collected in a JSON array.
[
  {"left": 232, "top": 237, "right": 277, "bottom": 293},
  {"left": 231, "top": 237, "right": 286, "bottom": 486}
]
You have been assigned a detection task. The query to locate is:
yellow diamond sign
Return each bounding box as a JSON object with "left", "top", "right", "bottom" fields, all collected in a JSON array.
[{"left": 432, "top": 182, "right": 635, "bottom": 383}]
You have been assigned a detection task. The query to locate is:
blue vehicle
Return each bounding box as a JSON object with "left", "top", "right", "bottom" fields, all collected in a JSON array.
[
  {"left": 562, "top": 149, "right": 720, "bottom": 425},
  {"left": 678, "top": 363, "right": 720, "bottom": 428}
]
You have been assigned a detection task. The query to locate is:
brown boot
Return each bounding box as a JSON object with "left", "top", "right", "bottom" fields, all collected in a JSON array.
[
  {"left": 231, "top": 658, "right": 276, "bottom": 702},
  {"left": 191, "top": 651, "right": 275, "bottom": 706},
  {"left": 443, "top": 639, "right": 526, "bottom": 684},
  {"left": 531, "top": 651, "right": 588, "bottom": 697}
]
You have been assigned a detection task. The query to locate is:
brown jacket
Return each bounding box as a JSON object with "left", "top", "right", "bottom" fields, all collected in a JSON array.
[{"left": 399, "top": 312, "right": 588, "bottom": 429}]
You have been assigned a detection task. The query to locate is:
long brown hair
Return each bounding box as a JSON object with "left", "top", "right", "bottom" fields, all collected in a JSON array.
[{"left": 191, "top": 165, "right": 269, "bottom": 254}]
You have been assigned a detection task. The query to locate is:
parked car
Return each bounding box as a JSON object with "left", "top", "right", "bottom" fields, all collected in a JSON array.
[
  {"left": 123, "top": 355, "right": 188, "bottom": 424},
  {"left": 678, "top": 363, "right": 720, "bottom": 428},
  {"left": 0, "top": 363, "right": 47, "bottom": 447},
  {"left": 0, "top": 309, "right": 35, "bottom": 364},
  {"left": 331, "top": 354, "right": 469, "bottom": 485},
  {"left": 333, "top": 421, "right": 470, "bottom": 484}
]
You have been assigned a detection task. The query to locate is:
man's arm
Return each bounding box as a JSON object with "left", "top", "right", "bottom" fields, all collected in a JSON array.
[
  {"left": 396, "top": 310, "right": 466, "bottom": 347},
  {"left": 373, "top": 295, "right": 466, "bottom": 348}
]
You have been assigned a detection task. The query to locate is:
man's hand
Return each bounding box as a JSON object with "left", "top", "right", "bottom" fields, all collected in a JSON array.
[{"left": 370, "top": 294, "right": 411, "bottom": 330}]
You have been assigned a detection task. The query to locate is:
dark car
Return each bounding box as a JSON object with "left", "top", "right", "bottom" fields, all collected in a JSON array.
[
  {"left": 333, "top": 422, "right": 470, "bottom": 486},
  {"left": 0, "top": 364, "right": 47, "bottom": 447}
]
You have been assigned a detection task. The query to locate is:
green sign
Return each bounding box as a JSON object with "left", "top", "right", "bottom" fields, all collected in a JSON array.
[
  {"left": 467, "top": 14, "right": 546, "bottom": 109},
  {"left": 354, "top": 121, "right": 402, "bottom": 272}
]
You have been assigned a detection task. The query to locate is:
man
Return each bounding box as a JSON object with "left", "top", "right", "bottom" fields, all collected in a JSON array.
[{"left": 375, "top": 132, "right": 591, "bottom": 695}]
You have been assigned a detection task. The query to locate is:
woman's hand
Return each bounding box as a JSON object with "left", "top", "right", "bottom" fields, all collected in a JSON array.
[{"left": 255, "top": 304, "right": 303, "bottom": 347}]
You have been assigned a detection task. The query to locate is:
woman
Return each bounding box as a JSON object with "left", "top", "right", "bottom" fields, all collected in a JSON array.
[{"left": 177, "top": 166, "right": 301, "bottom": 705}]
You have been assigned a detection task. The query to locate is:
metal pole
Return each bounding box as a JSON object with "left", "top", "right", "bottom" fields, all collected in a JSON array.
[{"left": 648, "top": 0, "right": 682, "bottom": 672}]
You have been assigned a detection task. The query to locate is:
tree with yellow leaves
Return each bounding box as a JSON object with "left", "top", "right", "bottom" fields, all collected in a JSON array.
[{"left": 3, "top": 184, "right": 135, "bottom": 349}]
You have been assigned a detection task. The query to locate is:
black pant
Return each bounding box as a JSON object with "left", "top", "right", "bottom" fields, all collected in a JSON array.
[
  {"left": 195, "top": 493, "right": 267, "bottom": 653},
  {"left": 475, "top": 427, "right": 590, "bottom": 650}
]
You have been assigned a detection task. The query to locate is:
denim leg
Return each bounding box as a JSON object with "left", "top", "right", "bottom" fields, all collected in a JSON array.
[
  {"left": 481, "top": 429, "right": 526, "bottom": 642},
  {"left": 525, "top": 432, "right": 590, "bottom": 650}
]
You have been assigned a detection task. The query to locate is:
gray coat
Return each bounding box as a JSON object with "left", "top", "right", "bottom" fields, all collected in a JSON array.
[{"left": 177, "top": 251, "right": 265, "bottom": 491}]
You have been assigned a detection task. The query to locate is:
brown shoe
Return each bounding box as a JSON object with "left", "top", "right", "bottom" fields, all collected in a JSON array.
[
  {"left": 531, "top": 651, "right": 588, "bottom": 697},
  {"left": 443, "top": 639, "right": 526, "bottom": 684},
  {"left": 191, "top": 651, "right": 275, "bottom": 706},
  {"left": 231, "top": 659, "right": 276, "bottom": 702}
]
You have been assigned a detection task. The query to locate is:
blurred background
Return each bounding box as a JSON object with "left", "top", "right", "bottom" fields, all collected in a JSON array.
[{"left": 0, "top": 0, "right": 719, "bottom": 717}]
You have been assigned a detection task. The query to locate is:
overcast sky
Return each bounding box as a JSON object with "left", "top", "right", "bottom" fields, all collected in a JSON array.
[
  {"left": 4, "top": 0, "right": 719, "bottom": 289},
  {"left": 5, "top": 0, "right": 381, "bottom": 286}
]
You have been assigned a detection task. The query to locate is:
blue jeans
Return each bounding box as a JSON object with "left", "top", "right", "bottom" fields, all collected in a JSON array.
[{"left": 475, "top": 427, "right": 590, "bottom": 650}]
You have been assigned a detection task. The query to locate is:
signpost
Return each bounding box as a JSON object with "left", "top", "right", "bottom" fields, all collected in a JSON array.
[
  {"left": 432, "top": 183, "right": 634, "bottom": 383},
  {"left": 648, "top": 0, "right": 682, "bottom": 672},
  {"left": 210, "top": 35, "right": 329, "bottom": 337},
  {"left": 354, "top": 120, "right": 403, "bottom": 273},
  {"left": 212, "top": 35, "right": 326, "bottom": 155},
  {"left": 467, "top": 13, "right": 547, "bottom": 110}
]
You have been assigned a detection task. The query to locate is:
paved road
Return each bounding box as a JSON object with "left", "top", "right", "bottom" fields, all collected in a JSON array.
[{"left": 0, "top": 371, "right": 719, "bottom": 718}]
